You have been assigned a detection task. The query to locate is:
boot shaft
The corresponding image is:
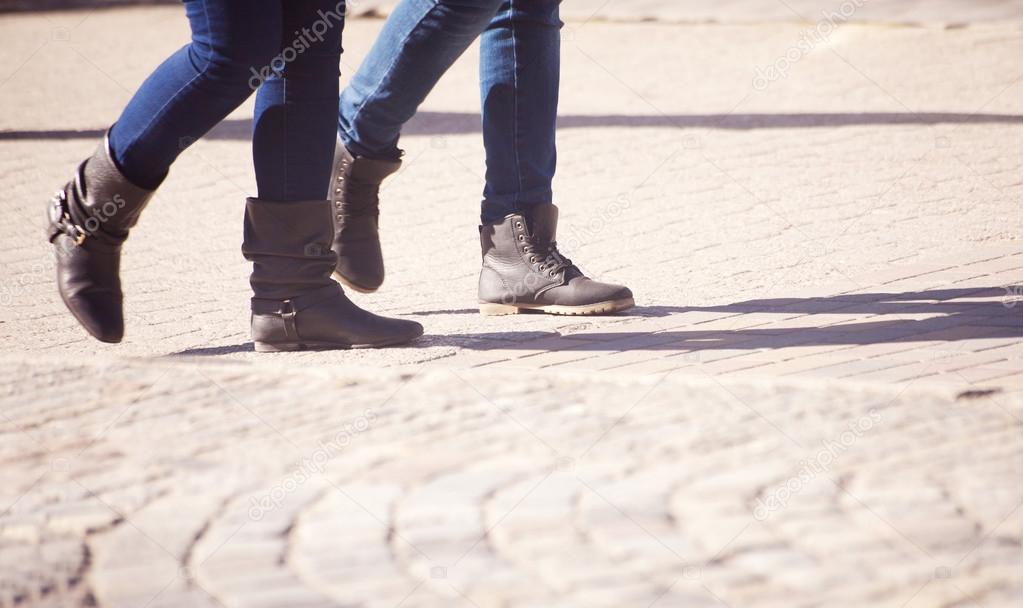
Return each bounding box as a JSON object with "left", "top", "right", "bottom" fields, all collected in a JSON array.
[
  {"left": 329, "top": 140, "right": 402, "bottom": 215},
  {"left": 478, "top": 204, "right": 567, "bottom": 304},
  {"left": 242, "top": 198, "right": 338, "bottom": 300},
  {"left": 73, "top": 136, "right": 157, "bottom": 239},
  {"left": 332, "top": 140, "right": 402, "bottom": 182}
]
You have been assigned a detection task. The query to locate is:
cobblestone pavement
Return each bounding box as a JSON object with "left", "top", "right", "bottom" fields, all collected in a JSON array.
[
  {"left": 3, "top": 356, "right": 1023, "bottom": 608},
  {"left": 2, "top": 6, "right": 1023, "bottom": 608}
]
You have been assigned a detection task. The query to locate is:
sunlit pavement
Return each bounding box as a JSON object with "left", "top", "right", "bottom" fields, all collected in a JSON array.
[{"left": 1, "top": 6, "right": 1022, "bottom": 607}]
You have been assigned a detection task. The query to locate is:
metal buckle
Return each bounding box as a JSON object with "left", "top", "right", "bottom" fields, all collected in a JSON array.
[
  {"left": 280, "top": 300, "right": 298, "bottom": 339},
  {"left": 51, "top": 190, "right": 88, "bottom": 246},
  {"left": 69, "top": 220, "right": 87, "bottom": 245}
]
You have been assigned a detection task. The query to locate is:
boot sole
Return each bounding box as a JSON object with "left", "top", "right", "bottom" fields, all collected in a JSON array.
[
  {"left": 254, "top": 340, "right": 351, "bottom": 352},
  {"left": 479, "top": 297, "right": 635, "bottom": 316},
  {"left": 254, "top": 328, "right": 424, "bottom": 352},
  {"left": 332, "top": 270, "right": 380, "bottom": 294}
]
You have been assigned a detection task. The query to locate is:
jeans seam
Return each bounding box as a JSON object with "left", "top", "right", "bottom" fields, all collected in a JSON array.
[
  {"left": 340, "top": 0, "right": 438, "bottom": 151},
  {"left": 509, "top": 0, "right": 525, "bottom": 206},
  {"left": 119, "top": 0, "right": 213, "bottom": 164},
  {"left": 282, "top": 77, "right": 288, "bottom": 198}
]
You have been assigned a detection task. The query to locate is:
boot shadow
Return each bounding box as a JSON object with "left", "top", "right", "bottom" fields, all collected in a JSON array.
[{"left": 169, "top": 343, "right": 256, "bottom": 356}]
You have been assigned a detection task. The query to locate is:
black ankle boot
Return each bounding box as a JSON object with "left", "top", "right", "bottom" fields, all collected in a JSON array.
[
  {"left": 328, "top": 140, "right": 401, "bottom": 293},
  {"left": 478, "top": 204, "right": 635, "bottom": 316},
  {"left": 242, "top": 197, "right": 422, "bottom": 352},
  {"left": 46, "top": 136, "right": 158, "bottom": 343}
]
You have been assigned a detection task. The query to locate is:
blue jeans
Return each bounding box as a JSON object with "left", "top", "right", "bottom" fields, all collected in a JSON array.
[
  {"left": 338, "top": 0, "right": 562, "bottom": 223},
  {"left": 108, "top": 0, "right": 344, "bottom": 201}
]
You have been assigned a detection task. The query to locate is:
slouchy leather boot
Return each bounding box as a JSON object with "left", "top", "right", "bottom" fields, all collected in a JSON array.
[
  {"left": 242, "top": 198, "right": 422, "bottom": 352},
  {"left": 327, "top": 140, "right": 402, "bottom": 293},
  {"left": 46, "top": 136, "right": 158, "bottom": 343},
  {"left": 478, "top": 204, "right": 635, "bottom": 316}
]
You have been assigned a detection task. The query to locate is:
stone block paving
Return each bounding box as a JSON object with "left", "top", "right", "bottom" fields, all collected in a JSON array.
[
  {"left": 448, "top": 249, "right": 1023, "bottom": 393},
  {"left": 1, "top": 5, "right": 1023, "bottom": 608},
  {"left": 2, "top": 358, "right": 1022, "bottom": 607}
]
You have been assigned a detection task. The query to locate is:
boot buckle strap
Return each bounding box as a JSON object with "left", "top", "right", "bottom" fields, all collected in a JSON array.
[
  {"left": 280, "top": 300, "right": 298, "bottom": 339},
  {"left": 48, "top": 191, "right": 88, "bottom": 246},
  {"left": 252, "top": 285, "right": 338, "bottom": 338}
]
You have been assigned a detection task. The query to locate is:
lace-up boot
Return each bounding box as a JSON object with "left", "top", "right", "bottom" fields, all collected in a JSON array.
[{"left": 477, "top": 204, "right": 634, "bottom": 315}]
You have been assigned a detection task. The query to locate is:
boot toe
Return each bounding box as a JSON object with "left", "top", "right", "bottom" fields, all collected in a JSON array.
[
  {"left": 333, "top": 263, "right": 384, "bottom": 293},
  {"left": 565, "top": 278, "right": 633, "bottom": 306},
  {"left": 359, "top": 316, "right": 422, "bottom": 347},
  {"left": 398, "top": 319, "right": 425, "bottom": 342},
  {"left": 63, "top": 293, "right": 124, "bottom": 343},
  {"left": 584, "top": 281, "right": 635, "bottom": 314},
  {"left": 333, "top": 243, "right": 385, "bottom": 292},
  {"left": 609, "top": 284, "right": 633, "bottom": 301}
]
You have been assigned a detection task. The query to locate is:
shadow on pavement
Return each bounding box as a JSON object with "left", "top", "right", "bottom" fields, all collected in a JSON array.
[
  {"left": 439, "top": 287, "right": 1023, "bottom": 350},
  {"left": 409, "top": 308, "right": 479, "bottom": 316},
  {"left": 166, "top": 287, "right": 1022, "bottom": 357},
  {"left": 170, "top": 343, "right": 255, "bottom": 356},
  {"left": 5, "top": 112, "right": 1023, "bottom": 141}
]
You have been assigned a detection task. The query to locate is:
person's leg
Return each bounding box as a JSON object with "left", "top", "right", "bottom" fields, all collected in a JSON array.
[
  {"left": 242, "top": 0, "right": 423, "bottom": 350},
  {"left": 328, "top": 0, "right": 502, "bottom": 292},
  {"left": 475, "top": 0, "right": 634, "bottom": 316},
  {"left": 108, "top": 0, "right": 281, "bottom": 189},
  {"left": 338, "top": 0, "right": 502, "bottom": 160},
  {"left": 46, "top": 0, "right": 419, "bottom": 347},
  {"left": 252, "top": 0, "right": 345, "bottom": 202},
  {"left": 478, "top": 0, "right": 560, "bottom": 224},
  {"left": 49, "top": 0, "right": 282, "bottom": 343}
]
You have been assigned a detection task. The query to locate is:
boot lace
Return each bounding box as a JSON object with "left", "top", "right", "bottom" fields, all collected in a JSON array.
[{"left": 524, "top": 240, "right": 577, "bottom": 277}]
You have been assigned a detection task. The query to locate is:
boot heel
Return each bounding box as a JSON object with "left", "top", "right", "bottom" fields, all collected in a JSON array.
[
  {"left": 253, "top": 341, "right": 302, "bottom": 352},
  {"left": 254, "top": 341, "right": 352, "bottom": 352},
  {"left": 479, "top": 302, "right": 520, "bottom": 316}
]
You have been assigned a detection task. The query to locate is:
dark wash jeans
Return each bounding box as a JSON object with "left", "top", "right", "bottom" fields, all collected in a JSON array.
[
  {"left": 338, "top": 0, "right": 563, "bottom": 222},
  {"left": 107, "top": 0, "right": 344, "bottom": 201}
]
